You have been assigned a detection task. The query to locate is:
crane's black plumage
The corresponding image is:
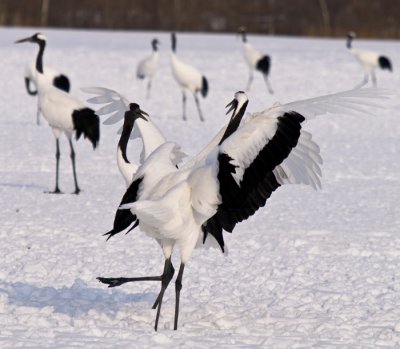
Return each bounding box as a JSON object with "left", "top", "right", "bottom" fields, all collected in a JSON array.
[
  {"left": 256, "top": 56, "right": 271, "bottom": 75},
  {"left": 53, "top": 74, "right": 71, "bottom": 92},
  {"left": 201, "top": 76, "right": 209, "bottom": 98},
  {"left": 72, "top": 108, "right": 100, "bottom": 149},
  {"left": 378, "top": 56, "right": 392, "bottom": 71},
  {"left": 203, "top": 111, "right": 305, "bottom": 251}
]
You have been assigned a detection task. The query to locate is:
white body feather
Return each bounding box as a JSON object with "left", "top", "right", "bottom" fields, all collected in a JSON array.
[{"left": 170, "top": 53, "right": 203, "bottom": 94}]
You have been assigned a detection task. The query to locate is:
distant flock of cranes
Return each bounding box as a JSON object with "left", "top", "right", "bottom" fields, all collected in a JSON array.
[{"left": 15, "top": 29, "right": 392, "bottom": 331}]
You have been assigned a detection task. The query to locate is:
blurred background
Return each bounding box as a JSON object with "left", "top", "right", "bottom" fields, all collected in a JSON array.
[{"left": 1, "top": 0, "right": 399, "bottom": 38}]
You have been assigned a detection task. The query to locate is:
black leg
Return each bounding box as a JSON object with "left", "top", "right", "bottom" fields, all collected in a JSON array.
[
  {"left": 371, "top": 71, "right": 377, "bottom": 87},
  {"left": 193, "top": 94, "right": 205, "bottom": 122},
  {"left": 246, "top": 71, "right": 254, "bottom": 91},
  {"left": 263, "top": 75, "right": 274, "bottom": 94},
  {"left": 97, "top": 275, "right": 162, "bottom": 287},
  {"left": 146, "top": 79, "right": 152, "bottom": 99},
  {"left": 98, "top": 258, "right": 175, "bottom": 332},
  {"left": 174, "top": 263, "right": 185, "bottom": 330},
  {"left": 182, "top": 92, "right": 187, "bottom": 121},
  {"left": 46, "top": 139, "right": 62, "bottom": 194},
  {"left": 68, "top": 139, "right": 80, "bottom": 194},
  {"left": 153, "top": 258, "right": 175, "bottom": 331},
  {"left": 97, "top": 258, "right": 174, "bottom": 289}
]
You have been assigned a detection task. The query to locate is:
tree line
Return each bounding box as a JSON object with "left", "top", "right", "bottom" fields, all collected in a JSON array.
[{"left": 1, "top": 0, "right": 399, "bottom": 38}]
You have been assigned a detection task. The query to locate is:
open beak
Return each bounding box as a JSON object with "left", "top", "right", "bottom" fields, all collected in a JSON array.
[
  {"left": 15, "top": 36, "right": 32, "bottom": 44},
  {"left": 138, "top": 109, "right": 149, "bottom": 121},
  {"left": 225, "top": 99, "right": 238, "bottom": 115}
]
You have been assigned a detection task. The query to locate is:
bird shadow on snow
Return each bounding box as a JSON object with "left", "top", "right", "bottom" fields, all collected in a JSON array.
[
  {"left": 0, "top": 278, "right": 157, "bottom": 317},
  {"left": 0, "top": 181, "right": 47, "bottom": 191}
]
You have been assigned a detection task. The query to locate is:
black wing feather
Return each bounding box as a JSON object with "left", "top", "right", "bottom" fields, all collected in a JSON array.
[{"left": 202, "top": 111, "right": 305, "bottom": 251}]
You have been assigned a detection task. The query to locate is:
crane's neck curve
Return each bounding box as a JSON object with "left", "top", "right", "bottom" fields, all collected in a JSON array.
[
  {"left": 35, "top": 41, "right": 46, "bottom": 74},
  {"left": 219, "top": 100, "right": 249, "bottom": 145}
]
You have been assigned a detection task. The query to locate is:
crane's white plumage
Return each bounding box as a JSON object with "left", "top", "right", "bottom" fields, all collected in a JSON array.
[
  {"left": 239, "top": 26, "right": 273, "bottom": 93},
  {"left": 88, "top": 84, "right": 390, "bottom": 331},
  {"left": 83, "top": 87, "right": 185, "bottom": 186},
  {"left": 24, "top": 60, "right": 70, "bottom": 125},
  {"left": 16, "top": 33, "right": 99, "bottom": 194},
  {"left": 170, "top": 32, "right": 208, "bottom": 121},
  {"left": 136, "top": 38, "right": 159, "bottom": 99},
  {"left": 347, "top": 32, "right": 392, "bottom": 88}
]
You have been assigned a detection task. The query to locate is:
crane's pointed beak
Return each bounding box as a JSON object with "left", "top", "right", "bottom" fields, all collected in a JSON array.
[
  {"left": 15, "top": 36, "right": 32, "bottom": 44},
  {"left": 225, "top": 99, "right": 238, "bottom": 115},
  {"left": 137, "top": 109, "right": 149, "bottom": 121}
]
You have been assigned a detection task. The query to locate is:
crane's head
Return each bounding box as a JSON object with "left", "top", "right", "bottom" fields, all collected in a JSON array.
[
  {"left": 347, "top": 31, "right": 356, "bottom": 39},
  {"left": 126, "top": 103, "right": 149, "bottom": 122},
  {"left": 225, "top": 91, "right": 248, "bottom": 116},
  {"left": 15, "top": 33, "right": 47, "bottom": 45},
  {"left": 152, "top": 38, "right": 160, "bottom": 51}
]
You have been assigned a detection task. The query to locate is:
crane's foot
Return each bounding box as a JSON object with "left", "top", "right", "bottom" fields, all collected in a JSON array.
[
  {"left": 45, "top": 188, "right": 63, "bottom": 194},
  {"left": 97, "top": 277, "right": 130, "bottom": 288}
]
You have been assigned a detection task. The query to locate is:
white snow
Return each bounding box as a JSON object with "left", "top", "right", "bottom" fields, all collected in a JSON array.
[{"left": 1, "top": 27, "right": 400, "bottom": 348}]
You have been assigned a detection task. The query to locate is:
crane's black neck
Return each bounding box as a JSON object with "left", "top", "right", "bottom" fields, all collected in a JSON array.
[
  {"left": 219, "top": 100, "right": 248, "bottom": 145},
  {"left": 118, "top": 112, "right": 135, "bottom": 163},
  {"left": 346, "top": 35, "right": 353, "bottom": 49},
  {"left": 171, "top": 33, "right": 177, "bottom": 52},
  {"left": 35, "top": 40, "right": 46, "bottom": 74},
  {"left": 240, "top": 31, "right": 247, "bottom": 43},
  {"left": 152, "top": 40, "right": 158, "bottom": 52}
]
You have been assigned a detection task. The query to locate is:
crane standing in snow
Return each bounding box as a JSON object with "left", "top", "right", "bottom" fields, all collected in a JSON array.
[
  {"left": 86, "top": 85, "right": 387, "bottom": 331},
  {"left": 170, "top": 32, "right": 209, "bottom": 122},
  {"left": 16, "top": 33, "right": 100, "bottom": 194},
  {"left": 136, "top": 38, "right": 159, "bottom": 99},
  {"left": 239, "top": 26, "right": 273, "bottom": 94},
  {"left": 347, "top": 31, "right": 392, "bottom": 88},
  {"left": 24, "top": 62, "right": 71, "bottom": 125}
]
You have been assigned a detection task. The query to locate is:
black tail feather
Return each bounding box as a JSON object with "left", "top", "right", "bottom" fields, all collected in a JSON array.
[
  {"left": 201, "top": 76, "right": 209, "bottom": 98},
  {"left": 378, "top": 56, "right": 392, "bottom": 71},
  {"left": 72, "top": 108, "right": 100, "bottom": 149},
  {"left": 256, "top": 55, "right": 271, "bottom": 75},
  {"left": 105, "top": 177, "right": 143, "bottom": 240},
  {"left": 53, "top": 74, "right": 70, "bottom": 92}
]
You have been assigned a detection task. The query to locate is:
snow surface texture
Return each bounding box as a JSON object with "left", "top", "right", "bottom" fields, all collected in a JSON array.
[{"left": 1, "top": 27, "right": 400, "bottom": 348}]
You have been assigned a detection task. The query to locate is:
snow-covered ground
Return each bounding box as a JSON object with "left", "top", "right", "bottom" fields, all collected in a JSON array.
[{"left": 1, "top": 27, "right": 400, "bottom": 348}]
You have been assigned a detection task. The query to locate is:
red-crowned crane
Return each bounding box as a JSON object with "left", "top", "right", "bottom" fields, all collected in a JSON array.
[
  {"left": 86, "top": 86, "right": 388, "bottom": 331},
  {"left": 170, "top": 32, "right": 208, "bottom": 122},
  {"left": 347, "top": 31, "right": 392, "bottom": 88},
  {"left": 24, "top": 62, "right": 70, "bottom": 125},
  {"left": 136, "top": 38, "right": 159, "bottom": 99},
  {"left": 238, "top": 26, "right": 273, "bottom": 94},
  {"left": 16, "top": 33, "right": 100, "bottom": 194}
]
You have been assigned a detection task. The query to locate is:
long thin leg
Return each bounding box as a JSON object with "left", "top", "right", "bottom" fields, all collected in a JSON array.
[
  {"left": 36, "top": 103, "right": 41, "bottom": 126},
  {"left": 182, "top": 92, "right": 187, "bottom": 121},
  {"left": 97, "top": 275, "right": 162, "bottom": 287},
  {"left": 47, "top": 138, "right": 62, "bottom": 194},
  {"left": 97, "top": 258, "right": 175, "bottom": 331},
  {"left": 68, "top": 139, "right": 80, "bottom": 194},
  {"left": 371, "top": 70, "right": 377, "bottom": 87},
  {"left": 174, "top": 263, "right": 185, "bottom": 330},
  {"left": 193, "top": 94, "right": 205, "bottom": 122},
  {"left": 263, "top": 75, "right": 274, "bottom": 94},
  {"left": 146, "top": 79, "right": 152, "bottom": 99},
  {"left": 246, "top": 71, "right": 254, "bottom": 91},
  {"left": 355, "top": 73, "right": 368, "bottom": 89},
  {"left": 153, "top": 258, "right": 175, "bottom": 331},
  {"left": 152, "top": 258, "right": 175, "bottom": 309}
]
